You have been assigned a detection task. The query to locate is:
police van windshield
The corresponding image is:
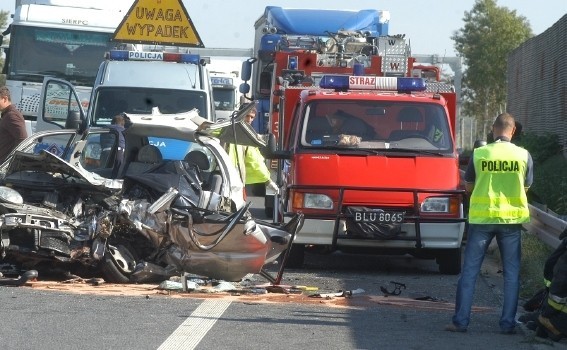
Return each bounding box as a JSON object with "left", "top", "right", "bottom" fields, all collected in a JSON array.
[
  {"left": 300, "top": 101, "right": 453, "bottom": 152},
  {"left": 6, "top": 26, "right": 115, "bottom": 85},
  {"left": 92, "top": 88, "right": 208, "bottom": 125}
]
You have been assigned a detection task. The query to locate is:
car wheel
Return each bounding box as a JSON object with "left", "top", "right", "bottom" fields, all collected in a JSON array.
[
  {"left": 101, "top": 244, "right": 137, "bottom": 283},
  {"left": 436, "top": 248, "right": 462, "bottom": 275},
  {"left": 284, "top": 244, "right": 305, "bottom": 268}
]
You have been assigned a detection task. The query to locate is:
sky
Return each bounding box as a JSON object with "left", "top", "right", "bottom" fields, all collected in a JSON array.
[{"left": 1, "top": 0, "right": 565, "bottom": 60}]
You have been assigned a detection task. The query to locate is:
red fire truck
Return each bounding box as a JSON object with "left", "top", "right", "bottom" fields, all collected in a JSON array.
[{"left": 243, "top": 30, "right": 466, "bottom": 274}]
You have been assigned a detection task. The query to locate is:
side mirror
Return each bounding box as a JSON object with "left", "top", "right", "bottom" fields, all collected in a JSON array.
[
  {"left": 239, "top": 83, "right": 250, "bottom": 94},
  {"left": 241, "top": 58, "right": 256, "bottom": 81},
  {"left": 261, "top": 133, "right": 291, "bottom": 160},
  {"left": 65, "top": 110, "right": 82, "bottom": 130}
]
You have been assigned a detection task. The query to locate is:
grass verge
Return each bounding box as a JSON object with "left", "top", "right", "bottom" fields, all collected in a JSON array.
[{"left": 519, "top": 231, "right": 553, "bottom": 299}]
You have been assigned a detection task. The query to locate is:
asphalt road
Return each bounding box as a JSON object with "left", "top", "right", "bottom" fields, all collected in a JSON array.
[{"left": 0, "top": 196, "right": 564, "bottom": 350}]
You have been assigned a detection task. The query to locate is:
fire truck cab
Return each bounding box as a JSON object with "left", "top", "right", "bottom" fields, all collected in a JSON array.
[{"left": 246, "top": 31, "right": 466, "bottom": 274}]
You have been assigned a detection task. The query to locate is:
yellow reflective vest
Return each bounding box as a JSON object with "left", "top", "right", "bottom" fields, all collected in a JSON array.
[
  {"left": 243, "top": 146, "right": 270, "bottom": 185},
  {"left": 226, "top": 144, "right": 270, "bottom": 185},
  {"left": 468, "top": 141, "right": 530, "bottom": 224}
]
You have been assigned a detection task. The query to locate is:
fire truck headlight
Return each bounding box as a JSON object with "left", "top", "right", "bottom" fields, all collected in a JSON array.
[
  {"left": 421, "top": 197, "right": 450, "bottom": 213},
  {"left": 303, "top": 194, "right": 334, "bottom": 210}
]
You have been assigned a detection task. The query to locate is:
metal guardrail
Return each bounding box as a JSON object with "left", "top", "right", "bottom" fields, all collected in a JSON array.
[
  {"left": 524, "top": 204, "right": 567, "bottom": 249},
  {"left": 460, "top": 170, "right": 566, "bottom": 249}
]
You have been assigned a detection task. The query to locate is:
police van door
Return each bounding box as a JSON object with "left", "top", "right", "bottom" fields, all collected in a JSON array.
[{"left": 37, "top": 77, "right": 87, "bottom": 132}]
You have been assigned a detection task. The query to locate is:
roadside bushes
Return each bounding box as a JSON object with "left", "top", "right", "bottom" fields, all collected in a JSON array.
[{"left": 515, "top": 132, "right": 567, "bottom": 215}]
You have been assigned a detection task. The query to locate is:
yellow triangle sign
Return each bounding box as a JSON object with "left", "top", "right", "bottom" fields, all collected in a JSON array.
[{"left": 113, "top": 0, "right": 204, "bottom": 47}]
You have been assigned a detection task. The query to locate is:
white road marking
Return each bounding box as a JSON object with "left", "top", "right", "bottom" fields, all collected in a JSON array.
[{"left": 158, "top": 299, "right": 232, "bottom": 350}]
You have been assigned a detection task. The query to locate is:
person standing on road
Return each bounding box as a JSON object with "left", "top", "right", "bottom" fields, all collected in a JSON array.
[
  {"left": 226, "top": 105, "right": 278, "bottom": 197},
  {"left": 446, "top": 112, "right": 533, "bottom": 335},
  {"left": 0, "top": 86, "right": 28, "bottom": 164}
]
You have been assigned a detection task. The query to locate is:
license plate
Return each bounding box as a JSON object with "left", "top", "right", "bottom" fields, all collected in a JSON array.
[{"left": 353, "top": 210, "right": 404, "bottom": 224}]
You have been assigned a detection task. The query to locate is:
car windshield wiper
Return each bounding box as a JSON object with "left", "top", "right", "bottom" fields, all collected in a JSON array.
[
  {"left": 303, "top": 146, "right": 389, "bottom": 156},
  {"left": 384, "top": 148, "right": 446, "bottom": 157}
]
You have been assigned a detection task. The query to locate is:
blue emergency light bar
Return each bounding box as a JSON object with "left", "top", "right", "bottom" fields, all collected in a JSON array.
[
  {"left": 108, "top": 50, "right": 200, "bottom": 64},
  {"left": 319, "top": 75, "right": 427, "bottom": 93}
]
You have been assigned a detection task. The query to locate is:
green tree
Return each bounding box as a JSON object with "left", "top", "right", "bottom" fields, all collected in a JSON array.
[
  {"left": 0, "top": 10, "right": 9, "bottom": 85},
  {"left": 452, "top": 0, "right": 532, "bottom": 138}
]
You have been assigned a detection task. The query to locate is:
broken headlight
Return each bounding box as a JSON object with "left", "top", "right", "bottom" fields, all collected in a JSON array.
[{"left": 0, "top": 186, "right": 23, "bottom": 205}]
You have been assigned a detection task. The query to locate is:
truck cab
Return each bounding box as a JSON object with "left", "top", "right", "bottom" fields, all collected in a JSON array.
[
  {"left": 242, "top": 25, "right": 466, "bottom": 274},
  {"left": 275, "top": 75, "right": 465, "bottom": 274},
  {"left": 37, "top": 49, "right": 217, "bottom": 159},
  {"left": 210, "top": 71, "right": 241, "bottom": 121},
  {"left": 2, "top": 0, "right": 133, "bottom": 134}
]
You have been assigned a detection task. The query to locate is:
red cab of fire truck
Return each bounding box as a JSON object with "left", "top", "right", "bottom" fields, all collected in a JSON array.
[{"left": 242, "top": 32, "right": 466, "bottom": 274}]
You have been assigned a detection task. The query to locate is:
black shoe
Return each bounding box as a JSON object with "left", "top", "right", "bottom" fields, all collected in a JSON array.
[{"left": 500, "top": 328, "right": 517, "bottom": 335}]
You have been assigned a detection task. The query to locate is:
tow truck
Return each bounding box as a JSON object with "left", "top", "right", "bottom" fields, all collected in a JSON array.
[{"left": 241, "top": 26, "right": 466, "bottom": 274}]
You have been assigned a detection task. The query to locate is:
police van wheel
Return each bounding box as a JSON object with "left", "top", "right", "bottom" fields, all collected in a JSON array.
[
  {"left": 284, "top": 244, "right": 305, "bottom": 268},
  {"left": 436, "top": 248, "right": 462, "bottom": 275}
]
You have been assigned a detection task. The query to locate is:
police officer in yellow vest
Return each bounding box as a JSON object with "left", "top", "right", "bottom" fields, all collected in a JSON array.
[{"left": 446, "top": 112, "right": 533, "bottom": 335}]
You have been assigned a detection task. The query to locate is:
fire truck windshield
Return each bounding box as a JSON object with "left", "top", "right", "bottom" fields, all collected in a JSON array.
[
  {"left": 301, "top": 101, "right": 452, "bottom": 152},
  {"left": 6, "top": 26, "right": 115, "bottom": 85}
]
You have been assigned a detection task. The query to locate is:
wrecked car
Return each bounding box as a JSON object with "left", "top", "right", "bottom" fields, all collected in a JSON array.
[{"left": 0, "top": 106, "right": 302, "bottom": 283}]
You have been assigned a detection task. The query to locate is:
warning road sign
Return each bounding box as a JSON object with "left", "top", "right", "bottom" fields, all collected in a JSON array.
[{"left": 113, "top": 0, "right": 204, "bottom": 47}]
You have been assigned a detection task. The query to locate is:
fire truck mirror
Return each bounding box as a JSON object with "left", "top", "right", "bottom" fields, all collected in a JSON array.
[
  {"left": 262, "top": 133, "right": 290, "bottom": 160},
  {"left": 239, "top": 83, "right": 250, "bottom": 95},
  {"left": 241, "top": 59, "right": 255, "bottom": 81}
]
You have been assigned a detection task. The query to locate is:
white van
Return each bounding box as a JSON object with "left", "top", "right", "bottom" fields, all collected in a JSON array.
[{"left": 36, "top": 49, "right": 217, "bottom": 132}]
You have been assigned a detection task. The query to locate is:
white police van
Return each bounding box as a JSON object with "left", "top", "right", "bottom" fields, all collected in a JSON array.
[{"left": 37, "top": 49, "right": 217, "bottom": 159}]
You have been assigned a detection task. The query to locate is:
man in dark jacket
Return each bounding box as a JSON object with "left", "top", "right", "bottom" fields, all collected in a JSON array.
[{"left": 0, "top": 86, "right": 28, "bottom": 163}]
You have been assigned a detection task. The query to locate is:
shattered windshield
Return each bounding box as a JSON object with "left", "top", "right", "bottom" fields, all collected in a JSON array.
[{"left": 300, "top": 100, "right": 453, "bottom": 152}]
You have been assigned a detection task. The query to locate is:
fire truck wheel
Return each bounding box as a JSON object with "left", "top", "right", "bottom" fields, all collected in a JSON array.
[
  {"left": 436, "top": 248, "right": 462, "bottom": 275},
  {"left": 284, "top": 244, "right": 305, "bottom": 268}
]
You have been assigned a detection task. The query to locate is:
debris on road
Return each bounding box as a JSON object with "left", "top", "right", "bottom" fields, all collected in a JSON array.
[
  {"left": 0, "top": 270, "right": 38, "bottom": 286},
  {"left": 380, "top": 281, "right": 406, "bottom": 296}
]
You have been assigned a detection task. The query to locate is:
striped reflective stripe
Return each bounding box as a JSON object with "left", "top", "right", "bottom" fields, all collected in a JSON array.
[
  {"left": 470, "top": 196, "right": 527, "bottom": 206},
  {"left": 547, "top": 295, "right": 567, "bottom": 313}
]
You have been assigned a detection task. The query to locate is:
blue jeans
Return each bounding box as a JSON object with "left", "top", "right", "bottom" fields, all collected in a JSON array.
[{"left": 452, "top": 224, "right": 522, "bottom": 331}]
